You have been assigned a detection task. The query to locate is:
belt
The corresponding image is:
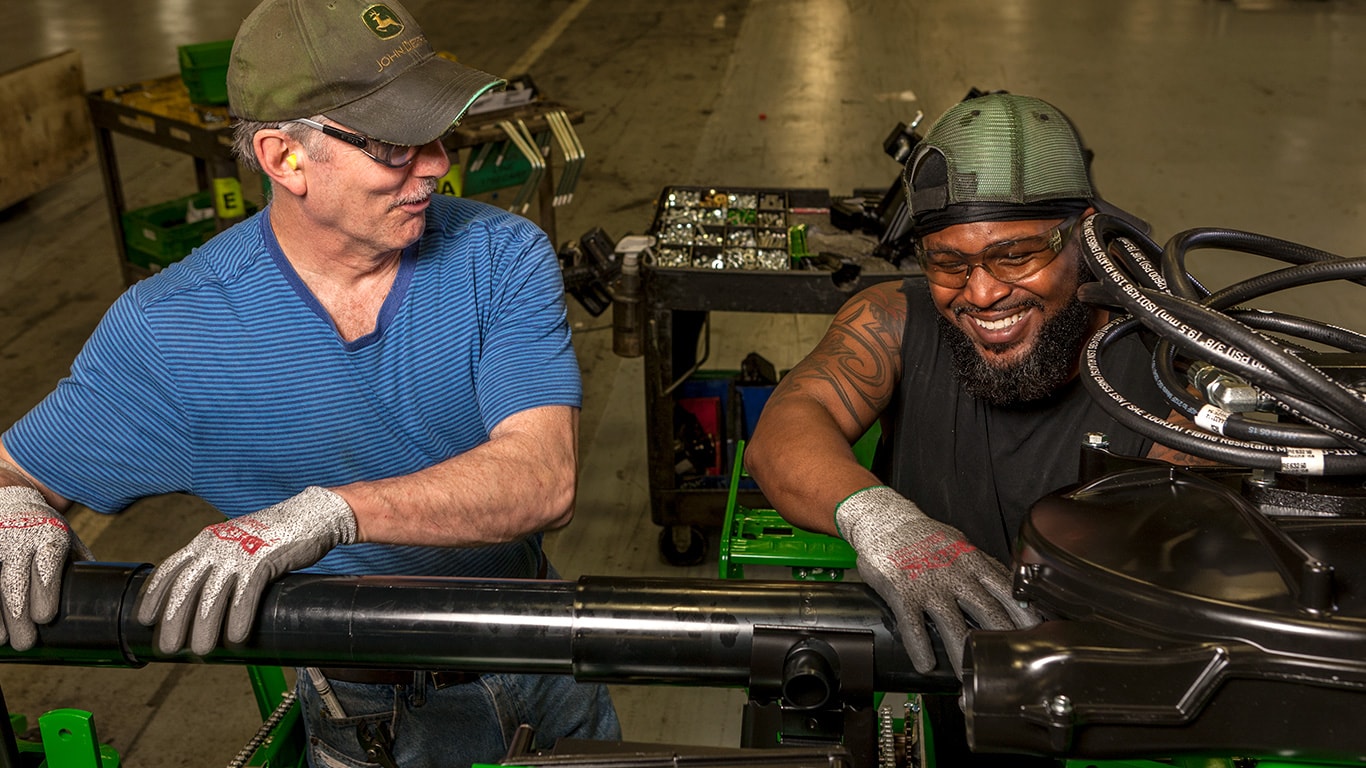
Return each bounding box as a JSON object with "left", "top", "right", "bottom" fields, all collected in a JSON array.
[{"left": 317, "top": 668, "right": 481, "bottom": 688}]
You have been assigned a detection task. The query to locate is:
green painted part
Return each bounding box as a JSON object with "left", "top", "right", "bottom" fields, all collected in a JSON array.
[
  {"left": 244, "top": 666, "right": 307, "bottom": 767},
  {"left": 247, "top": 665, "right": 292, "bottom": 719},
  {"left": 719, "top": 428, "right": 882, "bottom": 581},
  {"left": 462, "top": 145, "right": 533, "bottom": 196},
  {"left": 246, "top": 700, "right": 306, "bottom": 768},
  {"left": 37, "top": 709, "right": 107, "bottom": 768},
  {"left": 851, "top": 420, "right": 882, "bottom": 470},
  {"left": 788, "top": 223, "right": 810, "bottom": 258}
]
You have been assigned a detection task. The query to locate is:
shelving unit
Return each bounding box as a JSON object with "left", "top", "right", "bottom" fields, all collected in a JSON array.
[{"left": 633, "top": 185, "right": 918, "bottom": 564}]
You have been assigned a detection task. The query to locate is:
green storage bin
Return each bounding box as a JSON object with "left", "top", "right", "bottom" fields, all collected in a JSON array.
[
  {"left": 178, "top": 40, "right": 233, "bottom": 105},
  {"left": 121, "top": 191, "right": 218, "bottom": 269}
]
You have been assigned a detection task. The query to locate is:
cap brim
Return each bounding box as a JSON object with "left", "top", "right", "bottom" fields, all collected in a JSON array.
[{"left": 327, "top": 55, "right": 505, "bottom": 146}]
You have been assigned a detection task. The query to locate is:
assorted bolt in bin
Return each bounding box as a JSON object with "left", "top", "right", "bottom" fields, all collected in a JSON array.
[{"left": 648, "top": 186, "right": 798, "bottom": 270}]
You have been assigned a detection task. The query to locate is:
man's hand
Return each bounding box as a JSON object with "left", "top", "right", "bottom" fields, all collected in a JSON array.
[
  {"left": 836, "top": 486, "right": 1039, "bottom": 676},
  {"left": 0, "top": 486, "right": 72, "bottom": 651},
  {"left": 137, "top": 486, "right": 357, "bottom": 655}
]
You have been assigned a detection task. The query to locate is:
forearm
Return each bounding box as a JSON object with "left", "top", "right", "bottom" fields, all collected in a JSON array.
[
  {"left": 0, "top": 441, "right": 70, "bottom": 511},
  {"left": 335, "top": 406, "right": 578, "bottom": 547},
  {"left": 746, "top": 398, "right": 880, "bottom": 536}
]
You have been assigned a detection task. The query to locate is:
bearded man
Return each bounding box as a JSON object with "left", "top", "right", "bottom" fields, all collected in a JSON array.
[{"left": 746, "top": 93, "right": 1183, "bottom": 682}]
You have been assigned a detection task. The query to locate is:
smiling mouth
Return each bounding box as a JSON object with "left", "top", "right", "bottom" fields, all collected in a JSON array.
[{"left": 970, "top": 311, "right": 1028, "bottom": 331}]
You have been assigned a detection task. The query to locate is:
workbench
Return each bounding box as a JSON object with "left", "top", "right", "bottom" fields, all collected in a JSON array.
[
  {"left": 88, "top": 73, "right": 584, "bottom": 286},
  {"left": 635, "top": 185, "right": 920, "bottom": 564},
  {"left": 86, "top": 74, "right": 241, "bottom": 285}
]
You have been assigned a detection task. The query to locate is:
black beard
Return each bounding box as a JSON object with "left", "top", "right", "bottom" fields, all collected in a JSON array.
[{"left": 938, "top": 289, "right": 1095, "bottom": 407}]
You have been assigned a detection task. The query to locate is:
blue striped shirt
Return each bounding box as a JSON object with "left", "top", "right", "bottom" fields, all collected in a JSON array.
[{"left": 5, "top": 195, "right": 579, "bottom": 578}]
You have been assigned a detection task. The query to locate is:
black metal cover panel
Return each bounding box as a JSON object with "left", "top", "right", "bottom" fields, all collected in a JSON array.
[{"left": 964, "top": 467, "right": 1366, "bottom": 760}]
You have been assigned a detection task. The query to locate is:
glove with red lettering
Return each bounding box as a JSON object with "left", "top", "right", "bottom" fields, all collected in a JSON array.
[
  {"left": 0, "top": 486, "right": 72, "bottom": 651},
  {"left": 836, "top": 486, "right": 1039, "bottom": 677},
  {"left": 137, "top": 486, "right": 357, "bottom": 655}
]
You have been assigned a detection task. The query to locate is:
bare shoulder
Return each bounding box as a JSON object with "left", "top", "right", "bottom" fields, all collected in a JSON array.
[
  {"left": 768, "top": 281, "right": 909, "bottom": 427},
  {"left": 822, "top": 281, "right": 910, "bottom": 354},
  {"left": 835, "top": 280, "right": 909, "bottom": 323}
]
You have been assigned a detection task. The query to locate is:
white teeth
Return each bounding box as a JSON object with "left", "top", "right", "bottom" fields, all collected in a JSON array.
[{"left": 972, "top": 312, "right": 1025, "bottom": 331}]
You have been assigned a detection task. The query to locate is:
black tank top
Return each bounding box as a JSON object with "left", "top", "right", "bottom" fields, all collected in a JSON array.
[{"left": 882, "top": 278, "right": 1167, "bottom": 563}]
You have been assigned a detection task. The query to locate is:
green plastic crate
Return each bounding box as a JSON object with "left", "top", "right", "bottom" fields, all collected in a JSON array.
[
  {"left": 122, "top": 191, "right": 217, "bottom": 268},
  {"left": 177, "top": 39, "right": 233, "bottom": 105},
  {"left": 122, "top": 190, "right": 257, "bottom": 270}
]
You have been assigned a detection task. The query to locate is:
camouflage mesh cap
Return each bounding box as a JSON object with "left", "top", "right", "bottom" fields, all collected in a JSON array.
[
  {"left": 227, "top": 0, "right": 505, "bottom": 146},
  {"left": 904, "top": 94, "right": 1096, "bottom": 236}
]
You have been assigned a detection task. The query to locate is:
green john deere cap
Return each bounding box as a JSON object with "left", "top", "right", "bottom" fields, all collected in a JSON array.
[
  {"left": 904, "top": 93, "right": 1097, "bottom": 237},
  {"left": 227, "top": 0, "right": 505, "bottom": 146}
]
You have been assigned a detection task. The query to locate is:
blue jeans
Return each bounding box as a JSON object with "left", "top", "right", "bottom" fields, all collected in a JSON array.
[{"left": 297, "top": 670, "right": 621, "bottom": 767}]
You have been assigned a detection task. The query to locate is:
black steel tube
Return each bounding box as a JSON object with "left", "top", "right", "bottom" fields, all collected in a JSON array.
[{"left": 0, "top": 562, "right": 955, "bottom": 693}]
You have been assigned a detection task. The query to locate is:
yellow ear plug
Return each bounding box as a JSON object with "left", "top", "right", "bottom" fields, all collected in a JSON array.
[{"left": 286, "top": 154, "right": 298, "bottom": 169}]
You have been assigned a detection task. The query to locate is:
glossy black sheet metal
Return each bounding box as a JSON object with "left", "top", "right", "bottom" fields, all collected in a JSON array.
[{"left": 965, "top": 466, "right": 1366, "bottom": 760}]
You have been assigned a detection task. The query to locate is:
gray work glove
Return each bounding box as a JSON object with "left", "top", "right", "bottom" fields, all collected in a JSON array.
[
  {"left": 0, "top": 486, "right": 72, "bottom": 651},
  {"left": 836, "top": 486, "right": 1039, "bottom": 677},
  {"left": 137, "top": 486, "right": 357, "bottom": 655}
]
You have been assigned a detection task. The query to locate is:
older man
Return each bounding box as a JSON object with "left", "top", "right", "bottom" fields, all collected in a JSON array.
[{"left": 0, "top": 0, "right": 617, "bottom": 763}]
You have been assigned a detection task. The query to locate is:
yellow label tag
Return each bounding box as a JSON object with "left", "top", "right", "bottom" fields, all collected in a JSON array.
[
  {"left": 213, "top": 176, "right": 246, "bottom": 219},
  {"left": 437, "top": 164, "right": 463, "bottom": 198}
]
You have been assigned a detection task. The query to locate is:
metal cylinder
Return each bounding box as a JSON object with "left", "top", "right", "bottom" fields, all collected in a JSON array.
[
  {"left": 610, "top": 254, "right": 643, "bottom": 358},
  {"left": 1, "top": 562, "right": 955, "bottom": 693},
  {"left": 782, "top": 640, "right": 838, "bottom": 710}
]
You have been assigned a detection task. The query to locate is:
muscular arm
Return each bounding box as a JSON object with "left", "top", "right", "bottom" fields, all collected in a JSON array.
[
  {"left": 334, "top": 404, "right": 578, "bottom": 547},
  {"left": 745, "top": 282, "right": 908, "bottom": 536}
]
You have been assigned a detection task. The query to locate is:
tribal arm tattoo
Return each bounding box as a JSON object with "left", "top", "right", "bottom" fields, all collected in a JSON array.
[{"left": 767, "top": 282, "right": 909, "bottom": 437}]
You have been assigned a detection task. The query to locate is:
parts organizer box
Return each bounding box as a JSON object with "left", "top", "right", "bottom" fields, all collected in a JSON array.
[{"left": 647, "top": 186, "right": 833, "bottom": 271}]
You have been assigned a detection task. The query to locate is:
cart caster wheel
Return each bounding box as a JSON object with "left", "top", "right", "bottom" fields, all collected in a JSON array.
[{"left": 659, "top": 525, "right": 707, "bottom": 567}]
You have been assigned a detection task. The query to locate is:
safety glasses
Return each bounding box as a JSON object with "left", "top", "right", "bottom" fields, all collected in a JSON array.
[
  {"left": 285, "top": 118, "right": 428, "bottom": 168},
  {"left": 915, "top": 214, "right": 1082, "bottom": 289}
]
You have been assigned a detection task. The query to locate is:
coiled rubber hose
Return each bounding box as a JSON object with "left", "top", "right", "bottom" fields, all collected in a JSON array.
[{"left": 1076, "top": 213, "right": 1366, "bottom": 474}]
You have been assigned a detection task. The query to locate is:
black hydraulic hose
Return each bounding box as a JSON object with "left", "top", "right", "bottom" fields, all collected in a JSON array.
[
  {"left": 1225, "top": 309, "right": 1366, "bottom": 354},
  {"left": 1082, "top": 316, "right": 1294, "bottom": 469},
  {"left": 1150, "top": 307, "right": 1366, "bottom": 439},
  {"left": 1144, "top": 290, "right": 1366, "bottom": 437},
  {"left": 1087, "top": 315, "right": 1366, "bottom": 473},
  {"left": 1122, "top": 298, "right": 1366, "bottom": 463},
  {"left": 0, "top": 562, "right": 958, "bottom": 694},
  {"left": 1160, "top": 228, "right": 1360, "bottom": 301},
  {"left": 1079, "top": 215, "right": 1366, "bottom": 469},
  {"left": 1079, "top": 212, "right": 1168, "bottom": 292},
  {"left": 1205, "top": 259, "right": 1366, "bottom": 313},
  {"left": 1080, "top": 231, "right": 1303, "bottom": 397},
  {"left": 1149, "top": 340, "right": 1356, "bottom": 451}
]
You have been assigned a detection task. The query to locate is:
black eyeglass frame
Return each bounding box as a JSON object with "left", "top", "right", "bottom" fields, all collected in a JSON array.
[
  {"left": 914, "top": 213, "right": 1084, "bottom": 288},
  {"left": 284, "top": 117, "right": 426, "bottom": 169}
]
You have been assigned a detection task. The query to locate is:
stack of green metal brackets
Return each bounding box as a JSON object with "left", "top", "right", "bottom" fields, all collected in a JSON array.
[{"left": 718, "top": 426, "right": 879, "bottom": 582}]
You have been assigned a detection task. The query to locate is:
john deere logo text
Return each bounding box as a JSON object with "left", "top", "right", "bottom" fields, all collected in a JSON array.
[{"left": 362, "top": 4, "right": 404, "bottom": 40}]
